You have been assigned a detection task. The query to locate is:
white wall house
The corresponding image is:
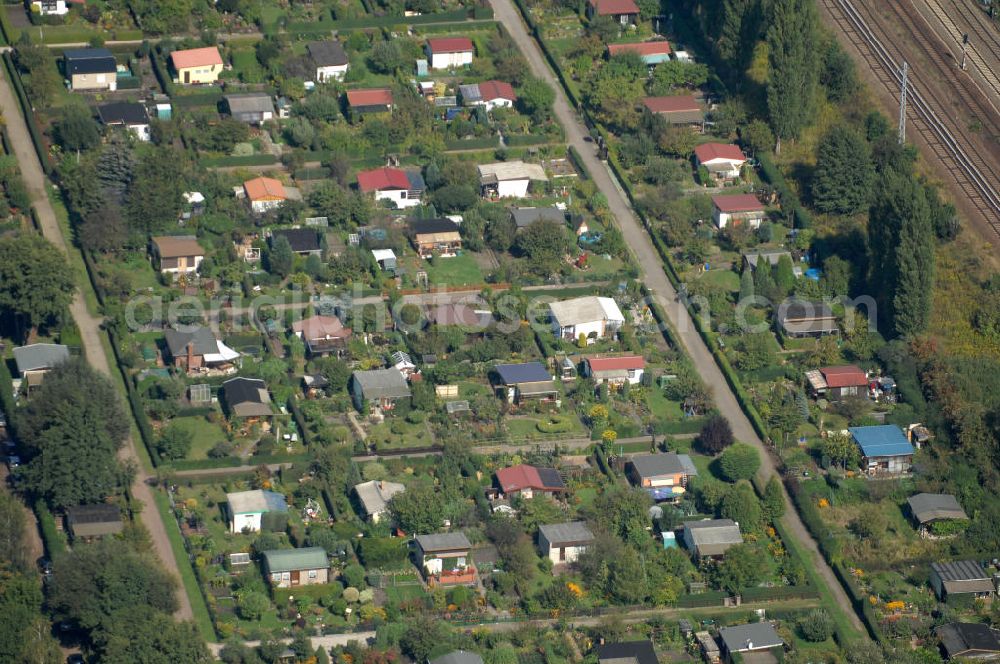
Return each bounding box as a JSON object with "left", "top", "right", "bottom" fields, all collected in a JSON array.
[
  {"left": 227, "top": 490, "right": 287, "bottom": 533},
  {"left": 31, "top": 0, "right": 68, "bottom": 16},
  {"left": 357, "top": 167, "right": 425, "bottom": 209},
  {"left": 307, "top": 41, "right": 349, "bottom": 82},
  {"left": 538, "top": 522, "right": 595, "bottom": 565},
  {"left": 550, "top": 296, "right": 625, "bottom": 343},
  {"left": 426, "top": 37, "right": 475, "bottom": 69},
  {"left": 694, "top": 143, "right": 746, "bottom": 181},
  {"left": 712, "top": 194, "right": 765, "bottom": 229},
  {"left": 478, "top": 161, "right": 549, "bottom": 199}
]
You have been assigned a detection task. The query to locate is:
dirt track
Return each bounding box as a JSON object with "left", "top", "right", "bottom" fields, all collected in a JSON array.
[
  {"left": 490, "top": 0, "right": 868, "bottom": 637},
  {"left": 0, "top": 67, "right": 194, "bottom": 622}
]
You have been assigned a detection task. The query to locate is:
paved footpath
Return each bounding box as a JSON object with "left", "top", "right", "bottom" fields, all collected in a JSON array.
[
  {"left": 489, "top": 0, "right": 866, "bottom": 636},
  {"left": 0, "top": 67, "right": 194, "bottom": 621}
]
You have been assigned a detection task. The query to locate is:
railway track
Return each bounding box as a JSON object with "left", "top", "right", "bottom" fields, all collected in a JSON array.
[
  {"left": 821, "top": 0, "right": 1000, "bottom": 238},
  {"left": 921, "top": 0, "right": 1000, "bottom": 108}
]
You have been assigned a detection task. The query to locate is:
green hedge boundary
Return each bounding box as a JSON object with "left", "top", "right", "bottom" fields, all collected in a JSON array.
[
  {"left": 444, "top": 136, "right": 498, "bottom": 151},
  {"left": 285, "top": 6, "right": 483, "bottom": 34},
  {"left": 35, "top": 501, "right": 67, "bottom": 558},
  {"left": 170, "top": 452, "right": 310, "bottom": 472},
  {"left": 200, "top": 154, "right": 280, "bottom": 168},
  {"left": 2, "top": 53, "right": 52, "bottom": 175},
  {"left": 151, "top": 490, "right": 218, "bottom": 641}
]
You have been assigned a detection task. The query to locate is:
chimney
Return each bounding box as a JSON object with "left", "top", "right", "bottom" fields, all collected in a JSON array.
[{"left": 746, "top": 640, "right": 753, "bottom": 649}]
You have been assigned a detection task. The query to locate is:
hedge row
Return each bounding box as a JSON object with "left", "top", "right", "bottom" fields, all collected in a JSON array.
[
  {"left": 170, "top": 452, "right": 310, "bottom": 472},
  {"left": 81, "top": 250, "right": 164, "bottom": 466},
  {"left": 35, "top": 501, "right": 67, "bottom": 557},
  {"left": 285, "top": 6, "right": 477, "bottom": 34},
  {"left": 504, "top": 133, "right": 558, "bottom": 147},
  {"left": 200, "top": 154, "right": 280, "bottom": 168},
  {"left": 170, "top": 89, "right": 223, "bottom": 108},
  {"left": 740, "top": 584, "right": 817, "bottom": 602},
  {"left": 445, "top": 136, "right": 498, "bottom": 151},
  {"left": 567, "top": 145, "right": 591, "bottom": 180},
  {"left": 676, "top": 590, "right": 728, "bottom": 607},
  {"left": 1, "top": 53, "right": 52, "bottom": 174},
  {"left": 149, "top": 50, "right": 175, "bottom": 96},
  {"left": 0, "top": 359, "right": 17, "bottom": 438},
  {"left": 757, "top": 152, "right": 812, "bottom": 229},
  {"left": 511, "top": 0, "right": 580, "bottom": 109}
]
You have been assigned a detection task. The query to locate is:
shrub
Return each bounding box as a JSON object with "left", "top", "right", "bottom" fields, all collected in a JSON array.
[
  {"left": 798, "top": 608, "right": 834, "bottom": 642},
  {"left": 719, "top": 443, "right": 761, "bottom": 482},
  {"left": 342, "top": 563, "right": 366, "bottom": 589},
  {"left": 342, "top": 587, "right": 360, "bottom": 603}
]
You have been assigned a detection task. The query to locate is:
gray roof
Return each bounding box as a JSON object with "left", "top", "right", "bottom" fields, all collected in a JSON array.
[
  {"left": 352, "top": 368, "right": 411, "bottom": 400},
  {"left": 354, "top": 480, "right": 405, "bottom": 517},
  {"left": 719, "top": 622, "right": 784, "bottom": 652},
  {"left": 683, "top": 519, "right": 743, "bottom": 555},
  {"left": 225, "top": 93, "right": 276, "bottom": 115},
  {"left": 907, "top": 493, "right": 968, "bottom": 523},
  {"left": 164, "top": 326, "right": 218, "bottom": 356},
  {"left": 429, "top": 651, "right": 485, "bottom": 664},
  {"left": 510, "top": 206, "right": 566, "bottom": 229},
  {"left": 936, "top": 623, "right": 1000, "bottom": 658},
  {"left": 538, "top": 521, "right": 595, "bottom": 546},
  {"left": 629, "top": 453, "right": 698, "bottom": 480},
  {"left": 262, "top": 547, "right": 329, "bottom": 573},
  {"left": 415, "top": 532, "right": 471, "bottom": 553},
  {"left": 931, "top": 560, "right": 991, "bottom": 583},
  {"left": 13, "top": 343, "right": 70, "bottom": 374},
  {"left": 308, "top": 40, "right": 348, "bottom": 67},
  {"left": 227, "top": 490, "right": 288, "bottom": 515}
]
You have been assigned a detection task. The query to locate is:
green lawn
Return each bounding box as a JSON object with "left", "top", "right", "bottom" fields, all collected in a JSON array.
[
  {"left": 385, "top": 584, "right": 429, "bottom": 603},
  {"left": 697, "top": 268, "right": 740, "bottom": 292},
  {"left": 646, "top": 387, "right": 685, "bottom": 421},
  {"left": 425, "top": 253, "right": 485, "bottom": 287},
  {"left": 170, "top": 414, "right": 228, "bottom": 460}
]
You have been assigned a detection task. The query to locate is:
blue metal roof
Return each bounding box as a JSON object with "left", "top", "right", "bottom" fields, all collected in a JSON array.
[
  {"left": 494, "top": 362, "right": 551, "bottom": 384},
  {"left": 849, "top": 425, "right": 914, "bottom": 458}
]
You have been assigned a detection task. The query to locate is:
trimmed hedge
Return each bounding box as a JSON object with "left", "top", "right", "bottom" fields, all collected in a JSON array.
[
  {"left": 445, "top": 136, "right": 498, "bottom": 150},
  {"left": 170, "top": 90, "right": 223, "bottom": 108},
  {"left": 505, "top": 133, "right": 559, "bottom": 147},
  {"left": 35, "top": 501, "right": 67, "bottom": 557},
  {"left": 170, "top": 452, "right": 310, "bottom": 472},
  {"left": 676, "top": 590, "right": 727, "bottom": 607},
  {"left": 740, "top": 584, "right": 817, "bottom": 601},
  {"left": 200, "top": 154, "right": 279, "bottom": 168},
  {"left": 567, "top": 145, "right": 592, "bottom": 180},
  {"left": 149, "top": 50, "right": 174, "bottom": 96},
  {"left": 2, "top": 53, "right": 51, "bottom": 174},
  {"left": 286, "top": 7, "right": 475, "bottom": 34}
]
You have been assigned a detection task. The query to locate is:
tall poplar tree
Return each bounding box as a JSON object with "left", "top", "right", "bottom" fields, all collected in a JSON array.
[
  {"left": 867, "top": 170, "right": 934, "bottom": 337},
  {"left": 766, "top": 0, "right": 820, "bottom": 147}
]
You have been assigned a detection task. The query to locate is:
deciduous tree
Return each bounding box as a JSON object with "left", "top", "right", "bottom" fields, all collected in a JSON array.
[
  {"left": 18, "top": 360, "right": 129, "bottom": 509},
  {"left": 94, "top": 606, "right": 210, "bottom": 663},
  {"left": 0, "top": 234, "right": 75, "bottom": 339},
  {"left": 698, "top": 414, "right": 734, "bottom": 454}
]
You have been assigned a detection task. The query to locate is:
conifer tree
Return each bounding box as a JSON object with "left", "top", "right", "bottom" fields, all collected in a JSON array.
[{"left": 766, "top": 0, "right": 820, "bottom": 148}]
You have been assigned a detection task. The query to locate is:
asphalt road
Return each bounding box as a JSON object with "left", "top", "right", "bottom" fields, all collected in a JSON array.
[
  {"left": 0, "top": 67, "right": 194, "bottom": 622},
  {"left": 489, "top": 0, "right": 866, "bottom": 636}
]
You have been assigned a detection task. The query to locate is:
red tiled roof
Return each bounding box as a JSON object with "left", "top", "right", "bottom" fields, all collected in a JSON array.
[
  {"left": 643, "top": 95, "right": 699, "bottom": 114},
  {"left": 496, "top": 464, "right": 562, "bottom": 493},
  {"left": 292, "top": 315, "right": 351, "bottom": 341},
  {"left": 357, "top": 167, "right": 410, "bottom": 192},
  {"left": 694, "top": 142, "right": 746, "bottom": 164},
  {"left": 427, "top": 37, "right": 475, "bottom": 54},
  {"left": 589, "top": 0, "right": 640, "bottom": 15},
  {"left": 712, "top": 194, "right": 763, "bottom": 213},
  {"left": 821, "top": 365, "right": 868, "bottom": 388},
  {"left": 478, "top": 80, "right": 516, "bottom": 101},
  {"left": 244, "top": 177, "right": 286, "bottom": 201},
  {"left": 608, "top": 41, "right": 671, "bottom": 57},
  {"left": 587, "top": 355, "right": 646, "bottom": 372},
  {"left": 170, "top": 47, "right": 223, "bottom": 70},
  {"left": 346, "top": 88, "right": 393, "bottom": 107}
]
